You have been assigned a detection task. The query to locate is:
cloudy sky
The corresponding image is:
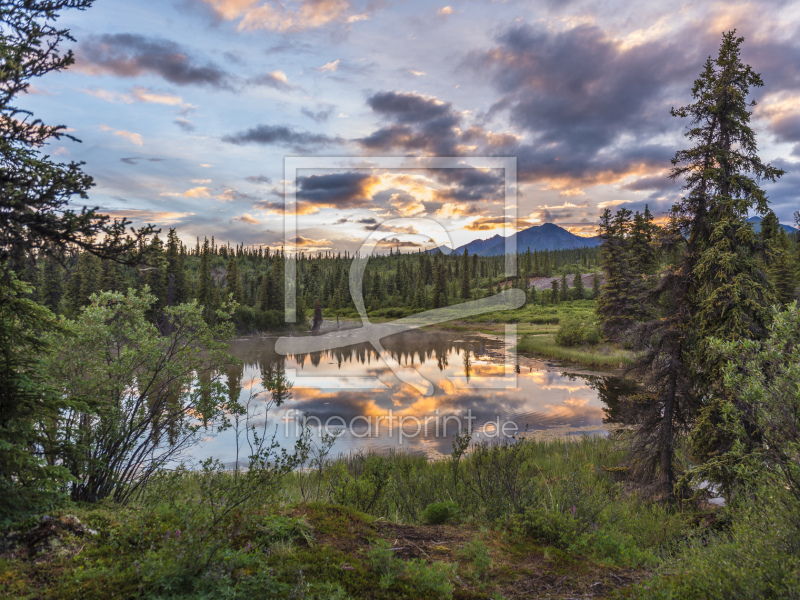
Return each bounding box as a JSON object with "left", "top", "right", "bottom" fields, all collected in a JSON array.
[{"left": 26, "top": 0, "right": 800, "bottom": 252}]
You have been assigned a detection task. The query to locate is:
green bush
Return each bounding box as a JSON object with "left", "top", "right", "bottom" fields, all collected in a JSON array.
[
  {"left": 555, "top": 316, "right": 602, "bottom": 347},
  {"left": 511, "top": 509, "right": 579, "bottom": 548},
  {"left": 367, "top": 538, "right": 402, "bottom": 589},
  {"left": 404, "top": 559, "right": 456, "bottom": 598},
  {"left": 422, "top": 501, "right": 461, "bottom": 525},
  {"left": 456, "top": 539, "right": 492, "bottom": 579}
]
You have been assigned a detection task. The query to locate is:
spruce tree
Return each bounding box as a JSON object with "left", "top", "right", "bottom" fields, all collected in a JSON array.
[
  {"left": 596, "top": 208, "right": 634, "bottom": 338},
  {"left": 165, "top": 229, "right": 187, "bottom": 305},
  {"left": 225, "top": 257, "right": 243, "bottom": 304},
  {"left": 627, "top": 32, "right": 784, "bottom": 497},
  {"left": 573, "top": 269, "right": 585, "bottom": 299},
  {"left": 144, "top": 235, "right": 168, "bottom": 315},
  {"left": 432, "top": 259, "right": 447, "bottom": 308},
  {"left": 460, "top": 247, "right": 471, "bottom": 299},
  {"left": 761, "top": 212, "right": 797, "bottom": 306}
]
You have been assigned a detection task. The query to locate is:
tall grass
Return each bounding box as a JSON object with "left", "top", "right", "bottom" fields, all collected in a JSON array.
[{"left": 517, "top": 333, "right": 636, "bottom": 368}]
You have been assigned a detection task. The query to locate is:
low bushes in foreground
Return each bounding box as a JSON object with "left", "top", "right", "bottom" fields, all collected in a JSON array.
[{"left": 2, "top": 435, "right": 798, "bottom": 599}]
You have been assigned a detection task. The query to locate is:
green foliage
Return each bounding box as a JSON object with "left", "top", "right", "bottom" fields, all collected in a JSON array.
[
  {"left": 555, "top": 315, "right": 601, "bottom": 347},
  {"left": 634, "top": 482, "right": 800, "bottom": 599},
  {"left": 685, "top": 303, "right": 800, "bottom": 499},
  {"left": 367, "top": 539, "right": 402, "bottom": 589},
  {"left": 422, "top": 501, "right": 460, "bottom": 525},
  {"left": 0, "top": 1, "right": 153, "bottom": 268},
  {"left": 0, "top": 276, "right": 71, "bottom": 525},
  {"left": 456, "top": 539, "right": 492, "bottom": 580},
  {"left": 42, "top": 288, "right": 236, "bottom": 503}
]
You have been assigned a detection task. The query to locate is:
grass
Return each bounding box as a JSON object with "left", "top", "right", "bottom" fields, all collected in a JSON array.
[
  {"left": 517, "top": 333, "right": 637, "bottom": 368},
  {"left": 1, "top": 436, "right": 703, "bottom": 600}
]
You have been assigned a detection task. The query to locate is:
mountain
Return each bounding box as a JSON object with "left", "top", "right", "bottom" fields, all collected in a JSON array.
[
  {"left": 434, "top": 222, "right": 601, "bottom": 256},
  {"left": 746, "top": 216, "right": 799, "bottom": 234}
]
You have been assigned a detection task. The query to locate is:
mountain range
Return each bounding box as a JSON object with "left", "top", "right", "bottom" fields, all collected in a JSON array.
[
  {"left": 746, "top": 216, "right": 799, "bottom": 234},
  {"left": 434, "top": 222, "right": 601, "bottom": 256},
  {"left": 431, "top": 217, "right": 797, "bottom": 257}
]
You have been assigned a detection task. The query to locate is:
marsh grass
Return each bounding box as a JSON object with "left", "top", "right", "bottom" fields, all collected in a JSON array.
[{"left": 517, "top": 333, "right": 637, "bottom": 368}]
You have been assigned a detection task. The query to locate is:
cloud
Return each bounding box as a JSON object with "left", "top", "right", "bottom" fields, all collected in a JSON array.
[
  {"left": 175, "top": 117, "right": 196, "bottom": 132},
  {"left": 318, "top": 59, "right": 340, "bottom": 72},
  {"left": 437, "top": 6, "right": 453, "bottom": 16},
  {"left": 102, "top": 209, "right": 194, "bottom": 225},
  {"left": 120, "top": 156, "right": 165, "bottom": 165},
  {"left": 468, "top": 22, "right": 708, "bottom": 188},
  {"left": 194, "top": 0, "right": 376, "bottom": 33},
  {"left": 296, "top": 172, "right": 381, "bottom": 208},
  {"left": 358, "top": 90, "right": 517, "bottom": 157},
  {"left": 464, "top": 216, "right": 534, "bottom": 231},
  {"left": 222, "top": 124, "right": 341, "bottom": 149},
  {"left": 246, "top": 175, "right": 272, "bottom": 184},
  {"left": 248, "top": 70, "right": 292, "bottom": 89},
  {"left": 100, "top": 124, "right": 144, "bottom": 146},
  {"left": 233, "top": 213, "right": 260, "bottom": 224},
  {"left": 182, "top": 186, "right": 213, "bottom": 198},
  {"left": 301, "top": 104, "right": 335, "bottom": 122},
  {"left": 291, "top": 235, "right": 331, "bottom": 247},
  {"left": 76, "top": 33, "right": 232, "bottom": 89}
]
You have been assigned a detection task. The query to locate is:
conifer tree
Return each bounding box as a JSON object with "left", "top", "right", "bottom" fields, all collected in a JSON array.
[
  {"left": 573, "top": 269, "right": 585, "bottom": 299},
  {"left": 550, "top": 279, "right": 559, "bottom": 304},
  {"left": 596, "top": 208, "right": 637, "bottom": 339},
  {"left": 225, "top": 257, "right": 243, "bottom": 304},
  {"left": 144, "top": 236, "right": 167, "bottom": 315},
  {"left": 197, "top": 238, "right": 213, "bottom": 319},
  {"left": 628, "top": 32, "right": 783, "bottom": 497},
  {"left": 460, "top": 247, "right": 471, "bottom": 299},
  {"left": 560, "top": 272, "right": 568, "bottom": 301},
  {"left": 165, "top": 229, "right": 187, "bottom": 305},
  {"left": 761, "top": 212, "right": 797, "bottom": 306},
  {"left": 432, "top": 259, "right": 447, "bottom": 308}
]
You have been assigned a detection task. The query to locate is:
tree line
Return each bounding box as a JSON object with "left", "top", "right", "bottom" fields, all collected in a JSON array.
[{"left": 13, "top": 234, "right": 602, "bottom": 331}]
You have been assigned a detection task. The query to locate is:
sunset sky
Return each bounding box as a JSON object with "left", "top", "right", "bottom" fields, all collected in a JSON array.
[{"left": 26, "top": 0, "right": 800, "bottom": 252}]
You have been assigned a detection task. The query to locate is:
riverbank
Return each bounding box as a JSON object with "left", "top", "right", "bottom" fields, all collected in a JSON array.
[{"left": 516, "top": 334, "right": 637, "bottom": 369}]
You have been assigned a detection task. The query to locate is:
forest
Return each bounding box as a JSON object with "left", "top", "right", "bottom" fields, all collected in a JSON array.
[{"left": 2, "top": 2, "right": 800, "bottom": 599}]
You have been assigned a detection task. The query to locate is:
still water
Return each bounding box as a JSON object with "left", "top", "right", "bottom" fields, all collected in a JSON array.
[{"left": 196, "top": 329, "right": 631, "bottom": 466}]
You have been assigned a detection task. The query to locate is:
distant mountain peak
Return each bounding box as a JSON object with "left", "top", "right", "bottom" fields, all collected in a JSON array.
[
  {"left": 433, "top": 222, "right": 600, "bottom": 256},
  {"left": 746, "top": 216, "right": 799, "bottom": 234}
]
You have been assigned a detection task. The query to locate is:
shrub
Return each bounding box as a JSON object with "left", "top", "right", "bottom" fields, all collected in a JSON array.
[
  {"left": 422, "top": 501, "right": 461, "bottom": 525},
  {"left": 555, "top": 316, "right": 603, "bottom": 347},
  {"left": 456, "top": 539, "right": 492, "bottom": 579},
  {"left": 404, "top": 559, "right": 456, "bottom": 598}
]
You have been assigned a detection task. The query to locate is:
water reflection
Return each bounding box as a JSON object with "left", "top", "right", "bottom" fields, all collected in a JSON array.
[{"left": 196, "top": 330, "right": 630, "bottom": 464}]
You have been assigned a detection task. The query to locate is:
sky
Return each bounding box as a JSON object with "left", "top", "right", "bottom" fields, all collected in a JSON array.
[{"left": 24, "top": 0, "right": 800, "bottom": 253}]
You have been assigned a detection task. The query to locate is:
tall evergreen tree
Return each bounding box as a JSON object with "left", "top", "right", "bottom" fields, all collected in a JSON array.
[
  {"left": 432, "top": 259, "right": 447, "bottom": 308},
  {"left": 596, "top": 208, "right": 638, "bottom": 339},
  {"left": 760, "top": 211, "right": 797, "bottom": 306},
  {"left": 165, "top": 229, "right": 187, "bottom": 305},
  {"left": 573, "top": 269, "right": 585, "bottom": 299},
  {"left": 225, "top": 257, "right": 243, "bottom": 304},
  {"left": 460, "top": 247, "right": 471, "bottom": 300},
  {"left": 627, "top": 32, "right": 784, "bottom": 497}
]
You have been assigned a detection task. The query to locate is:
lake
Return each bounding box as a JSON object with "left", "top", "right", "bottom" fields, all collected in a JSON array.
[{"left": 196, "top": 328, "right": 632, "bottom": 467}]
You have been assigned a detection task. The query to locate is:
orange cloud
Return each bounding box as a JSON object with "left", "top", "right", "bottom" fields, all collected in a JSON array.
[
  {"left": 99, "top": 124, "right": 144, "bottom": 146},
  {"left": 233, "top": 213, "right": 260, "bottom": 224},
  {"left": 201, "top": 0, "right": 368, "bottom": 32}
]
